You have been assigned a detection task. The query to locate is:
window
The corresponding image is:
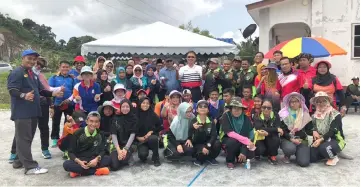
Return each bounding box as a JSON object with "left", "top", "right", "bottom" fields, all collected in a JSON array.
[
  {"left": 352, "top": 24, "right": 360, "bottom": 58},
  {"left": 0, "top": 63, "right": 9, "bottom": 67}
]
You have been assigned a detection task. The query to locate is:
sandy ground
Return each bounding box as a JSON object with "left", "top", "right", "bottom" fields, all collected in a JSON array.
[{"left": 0, "top": 110, "right": 359, "bottom": 186}]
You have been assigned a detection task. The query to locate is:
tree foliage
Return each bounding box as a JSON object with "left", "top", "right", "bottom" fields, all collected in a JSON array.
[
  {"left": 237, "top": 37, "right": 259, "bottom": 63},
  {"left": 179, "top": 21, "right": 214, "bottom": 38}
]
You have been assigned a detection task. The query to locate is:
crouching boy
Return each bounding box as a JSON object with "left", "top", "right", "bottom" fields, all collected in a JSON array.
[{"left": 63, "top": 111, "right": 111, "bottom": 178}]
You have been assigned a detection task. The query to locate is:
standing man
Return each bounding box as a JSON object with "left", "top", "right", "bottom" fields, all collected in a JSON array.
[
  {"left": 278, "top": 57, "right": 300, "bottom": 99},
  {"left": 7, "top": 49, "right": 63, "bottom": 174},
  {"left": 69, "top": 56, "right": 86, "bottom": 83},
  {"left": 272, "top": 50, "right": 283, "bottom": 75},
  {"left": 159, "top": 58, "right": 180, "bottom": 95},
  {"left": 179, "top": 51, "right": 203, "bottom": 102},
  {"left": 48, "top": 60, "right": 75, "bottom": 147},
  {"left": 250, "top": 52, "right": 264, "bottom": 74},
  {"left": 236, "top": 59, "right": 255, "bottom": 97},
  {"left": 232, "top": 56, "right": 242, "bottom": 97},
  {"left": 297, "top": 53, "right": 316, "bottom": 108}
]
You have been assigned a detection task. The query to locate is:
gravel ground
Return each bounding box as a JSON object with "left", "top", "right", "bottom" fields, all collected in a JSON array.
[{"left": 0, "top": 111, "right": 359, "bottom": 186}]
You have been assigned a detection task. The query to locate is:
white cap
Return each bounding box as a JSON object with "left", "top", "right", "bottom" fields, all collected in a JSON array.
[
  {"left": 182, "top": 89, "right": 192, "bottom": 95},
  {"left": 113, "top": 84, "right": 126, "bottom": 93},
  {"left": 80, "top": 66, "right": 93, "bottom": 75},
  {"left": 169, "top": 90, "right": 182, "bottom": 97}
]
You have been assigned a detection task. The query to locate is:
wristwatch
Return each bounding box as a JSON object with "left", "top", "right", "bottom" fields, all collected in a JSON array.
[
  {"left": 123, "top": 147, "right": 129, "bottom": 151},
  {"left": 20, "top": 93, "right": 25, "bottom": 99},
  {"left": 207, "top": 143, "right": 211, "bottom": 148}
]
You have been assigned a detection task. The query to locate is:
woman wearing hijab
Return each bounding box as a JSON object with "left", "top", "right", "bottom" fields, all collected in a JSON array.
[
  {"left": 136, "top": 97, "right": 161, "bottom": 166},
  {"left": 130, "top": 65, "right": 149, "bottom": 102},
  {"left": 97, "top": 70, "right": 113, "bottom": 105},
  {"left": 164, "top": 102, "right": 195, "bottom": 161},
  {"left": 93, "top": 56, "right": 106, "bottom": 72},
  {"left": 188, "top": 100, "right": 220, "bottom": 167},
  {"left": 257, "top": 63, "right": 282, "bottom": 112},
  {"left": 110, "top": 99, "right": 137, "bottom": 170},
  {"left": 309, "top": 91, "right": 346, "bottom": 166},
  {"left": 97, "top": 101, "right": 116, "bottom": 138},
  {"left": 279, "top": 92, "right": 313, "bottom": 167},
  {"left": 112, "top": 67, "right": 133, "bottom": 99},
  {"left": 219, "top": 97, "right": 256, "bottom": 170},
  {"left": 161, "top": 90, "right": 182, "bottom": 132},
  {"left": 302, "top": 61, "right": 346, "bottom": 116},
  {"left": 253, "top": 99, "right": 282, "bottom": 165},
  {"left": 103, "top": 60, "right": 116, "bottom": 82},
  {"left": 145, "top": 64, "right": 160, "bottom": 104}
]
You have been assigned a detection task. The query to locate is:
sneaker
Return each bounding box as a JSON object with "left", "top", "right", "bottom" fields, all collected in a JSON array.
[
  {"left": 128, "top": 155, "right": 135, "bottom": 166},
  {"left": 193, "top": 160, "right": 203, "bottom": 167},
  {"left": 227, "top": 163, "right": 235, "bottom": 170},
  {"left": 25, "top": 167, "right": 48, "bottom": 175},
  {"left": 51, "top": 139, "right": 58, "bottom": 148},
  {"left": 153, "top": 160, "right": 161, "bottom": 167},
  {"left": 8, "top": 153, "right": 16, "bottom": 163},
  {"left": 12, "top": 160, "right": 23, "bottom": 169},
  {"left": 95, "top": 167, "right": 110, "bottom": 176},
  {"left": 268, "top": 156, "right": 278, "bottom": 165},
  {"left": 326, "top": 156, "right": 339, "bottom": 166},
  {"left": 206, "top": 159, "right": 219, "bottom": 166},
  {"left": 42, "top": 150, "right": 52, "bottom": 159},
  {"left": 70, "top": 172, "right": 80, "bottom": 178},
  {"left": 338, "top": 152, "right": 353, "bottom": 160},
  {"left": 282, "top": 156, "right": 290, "bottom": 164}
]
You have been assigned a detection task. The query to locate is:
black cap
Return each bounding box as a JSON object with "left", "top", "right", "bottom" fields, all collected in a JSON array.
[{"left": 352, "top": 76, "right": 359, "bottom": 80}]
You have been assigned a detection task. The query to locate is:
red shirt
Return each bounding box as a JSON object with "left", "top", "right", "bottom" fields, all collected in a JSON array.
[
  {"left": 278, "top": 71, "right": 300, "bottom": 99},
  {"left": 296, "top": 67, "right": 316, "bottom": 89},
  {"left": 241, "top": 98, "right": 254, "bottom": 117}
]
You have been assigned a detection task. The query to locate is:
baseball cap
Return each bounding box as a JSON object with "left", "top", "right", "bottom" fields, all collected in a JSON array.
[
  {"left": 233, "top": 56, "right": 242, "bottom": 62},
  {"left": 87, "top": 111, "right": 101, "bottom": 119},
  {"left": 74, "top": 56, "right": 86, "bottom": 63},
  {"left": 114, "top": 84, "right": 126, "bottom": 92},
  {"left": 265, "top": 63, "right": 278, "bottom": 70},
  {"left": 137, "top": 89, "right": 147, "bottom": 96},
  {"left": 351, "top": 76, "right": 359, "bottom": 80},
  {"left": 196, "top": 100, "right": 209, "bottom": 108},
  {"left": 208, "top": 58, "right": 219, "bottom": 64},
  {"left": 80, "top": 66, "right": 93, "bottom": 75},
  {"left": 22, "top": 49, "right": 39, "bottom": 57},
  {"left": 183, "top": 89, "right": 192, "bottom": 95},
  {"left": 169, "top": 90, "right": 182, "bottom": 98},
  {"left": 97, "top": 101, "right": 116, "bottom": 114}
]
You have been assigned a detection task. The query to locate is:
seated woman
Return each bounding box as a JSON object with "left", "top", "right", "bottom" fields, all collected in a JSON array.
[
  {"left": 279, "top": 92, "right": 313, "bottom": 167},
  {"left": 220, "top": 97, "right": 255, "bottom": 170},
  {"left": 110, "top": 99, "right": 138, "bottom": 170},
  {"left": 253, "top": 99, "right": 282, "bottom": 165},
  {"left": 164, "top": 102, "right": 195, "bottom": 162},
  {"left": 309, "top": 91, "right": 346, "bottom": 166},
  {"left": 136, "top": 97, "right": 161, "bottom": 166},
  {"left": 130, "top": 65, "right": 149, "bottom": 102},
  {"left": 63, "top": 112, "right": 111, "bottom": 178},
  {"left": 188, "top": 100, "right": 221, "bottom": 167},
  {"left": 161, "top": 90, "right": 182, "bottom": 133},
  {"left": 97, "top": 101, "right": 116, "bottom": 138}
]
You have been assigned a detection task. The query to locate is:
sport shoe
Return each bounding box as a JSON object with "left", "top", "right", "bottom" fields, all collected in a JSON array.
[
  {"left": 206, "top": 159, "right": 219, "bottom": 166},
  {"left": 326, "top": 156, "right": 339, "bottom": 166},
  {"left": 95, "top": 167, "right": 110, "bottom": 176},
  {"left": 9, "top": 153, "right": 16, "bottom": 163},
  {"left": 227, "top": 163, "right": 235, "bottom": 170},
  {"left": 25, "top": 167, "right": 48, "bottom": 175},
  {"left": 282, "top": 156, "right": 290, "bottom": 164},
  {"left": 153, "top": 160, "right": 161, "bottom": 167},
  {"left": 70, "top": 172, "right": 80, "bottom": 178},
  {"left": 51, "top": 139, "right": 58, "bottom": 148},
  {"left": 268, "top": 156, "right": 278, "bottom": 165},
  {"left": 193, "top": 160, "right": 203, "bottom": 167},
  {"left": 128, "top": 155, "right": 135, "bottom": 166},
  {"left": 42, "top": 150, "right": 52, "bottom": 159},
  {"left": 12, "top": 160, "right": 23, "bottom": 169}
]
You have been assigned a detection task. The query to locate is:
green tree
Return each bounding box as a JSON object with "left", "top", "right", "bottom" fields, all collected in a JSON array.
[
  {"left": 179, "top": 21, "right": 213, "bottom": 38},
  {"left": 66, "top": 35, "right": 96, "bottom": 56},
  {"left": 237, "top": 37, "right": 259, "bottom": 63}
]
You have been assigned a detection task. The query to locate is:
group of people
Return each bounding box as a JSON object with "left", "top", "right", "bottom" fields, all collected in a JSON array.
[{"left": 7, "top": 48, "right": 356, "bottom": 177}]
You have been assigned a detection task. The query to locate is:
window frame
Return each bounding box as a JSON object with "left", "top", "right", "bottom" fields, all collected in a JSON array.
[{"left": 351, "top": 23, "right": 360, "bottom": 59}]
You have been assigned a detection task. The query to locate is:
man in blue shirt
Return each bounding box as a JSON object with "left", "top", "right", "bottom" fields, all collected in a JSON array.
[
  {"left": 69, "top": 56, "right": 86, "bottom": 83},
  {"left": 7, "top": 49, "right": 64, "bottom": 175},
  {"left": 159, "top": 58, "right": 180, "bottom": 93}
]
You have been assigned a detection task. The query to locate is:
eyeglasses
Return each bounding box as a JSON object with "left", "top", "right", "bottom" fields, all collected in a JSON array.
[
  {"left": 187, "top": 56, "right": 195, "bottom": 59},
  {"left": 315, "top": 100, "right": 328, "bottom": 104},
  {"left": 262, "top": 106, "right": 272, "bottom": 110},
  {"left": 106, "top": 65, "right": 113, "bottom": 68},
  {"left": 198, "top": 104, "right": 208, "bottom": 109},
  {"left": 134, "top": 69, "right": 142, "bottom": 72}
]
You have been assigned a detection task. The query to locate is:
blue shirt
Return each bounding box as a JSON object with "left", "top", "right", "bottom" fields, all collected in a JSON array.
[
  {"left": 48, "top": 74, "right": 75, "bottom": 106},
  {"left": 159, "top": 67, "right": 180, "bottom": 92},
  {"left": 74, "top": 81, "right": 101, "bottom": 112},
  {"left": 7, "top": 66, "right": 43, "bottom": 120},
  {"left": 69, "top": 68, "right": 81, "bottom": 84}
]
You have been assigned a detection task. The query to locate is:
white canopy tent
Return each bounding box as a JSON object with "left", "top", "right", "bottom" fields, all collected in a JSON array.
[{"left": 81, "top": 22, "right": 238, "bottom": 56}]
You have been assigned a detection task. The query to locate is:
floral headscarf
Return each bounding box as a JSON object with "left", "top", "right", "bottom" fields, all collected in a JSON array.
[
  {"left": 103, "top": 60, "right": 116, "bottom": 82},
  {"left": 132, "top": 64, "right": 143, "bottom": 86}
]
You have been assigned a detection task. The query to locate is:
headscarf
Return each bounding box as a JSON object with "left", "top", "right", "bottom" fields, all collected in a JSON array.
[
  {"left": 313, "top": 97, "right": 339, "bottom": 135},
  {"left": 256, "top": 63, "right": 266, "bottom": 80},
  {"left": 93, "top": 56, "right": 106, "bottom": 72},
  {"left": 118, "top": 99, "right": 137, "bottom": 133},
  {"left": 225, "top": 110, "right": 253, "bottom": 138},
  {"left": 145, "top": 64, "right": 156, "bottom": 79},
  {"left": 96, "top": 69, "right": 109, "bottom": 88},
  {"left": 279, "top": 92, "right": 312, "bottom": 131},
  {"left": 137, "top": 97, "right": 159, "bottom": 136},
  {"left": 115, "top": 67, "right": 127, "bottom": 86},
  {"left": 132, "top": 64, "right": 143, "bottom": 86},
  {"left": 313, "top": 61, "right": 335, "bottom": 86},
  {"left": 170, "top": 102, "right": 194, "bottom": 141},
  {"left": 103, "top": 60, "right": 116, "bottom": 82}
]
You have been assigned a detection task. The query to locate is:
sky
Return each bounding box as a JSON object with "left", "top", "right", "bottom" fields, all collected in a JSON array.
[{"left": 0, "top": 0, "right": 259, "bottom": 43}]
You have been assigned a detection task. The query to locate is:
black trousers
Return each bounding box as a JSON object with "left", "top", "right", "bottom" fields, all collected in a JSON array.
[
  {"left": 281, "top": 139, "right": 310, "bottom": 167},
  {"left": 110, "top": 150, "right": 133, "bottom": 171},
  {"left": 58, "top": 135, "right": 72, "bottom": 152},
  {"left": 14, "top": 118, "right": 38, "bottom": 170},
  {"left": 255, "top": 133, "right": 280, "bottom": 157},
  {"left": 194, "top": 140, "right": 221, "bottom": 162},
  {"left": 11, "top": 104, "right": 50, "bottom": 154},
  {"left": 310, "top": 139, "right": 341, "bottom": 163},
  {"left": 52, "top": 105, "right": 73, "bottom": 139},
  {"left": 137, "top": 135, "right": 160, "bottom": 161},
  {"left": 164, "top": 141, "right": 194, "bottom": 160},
  {"left": 63, "top": 156, "right": 111, "bottom": 175},
  {"left": 223, "top": 137, "right": 255, "bottom": 163},
  {"left": 183, "top": 87, "right": 202, "bottom": 103}
]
